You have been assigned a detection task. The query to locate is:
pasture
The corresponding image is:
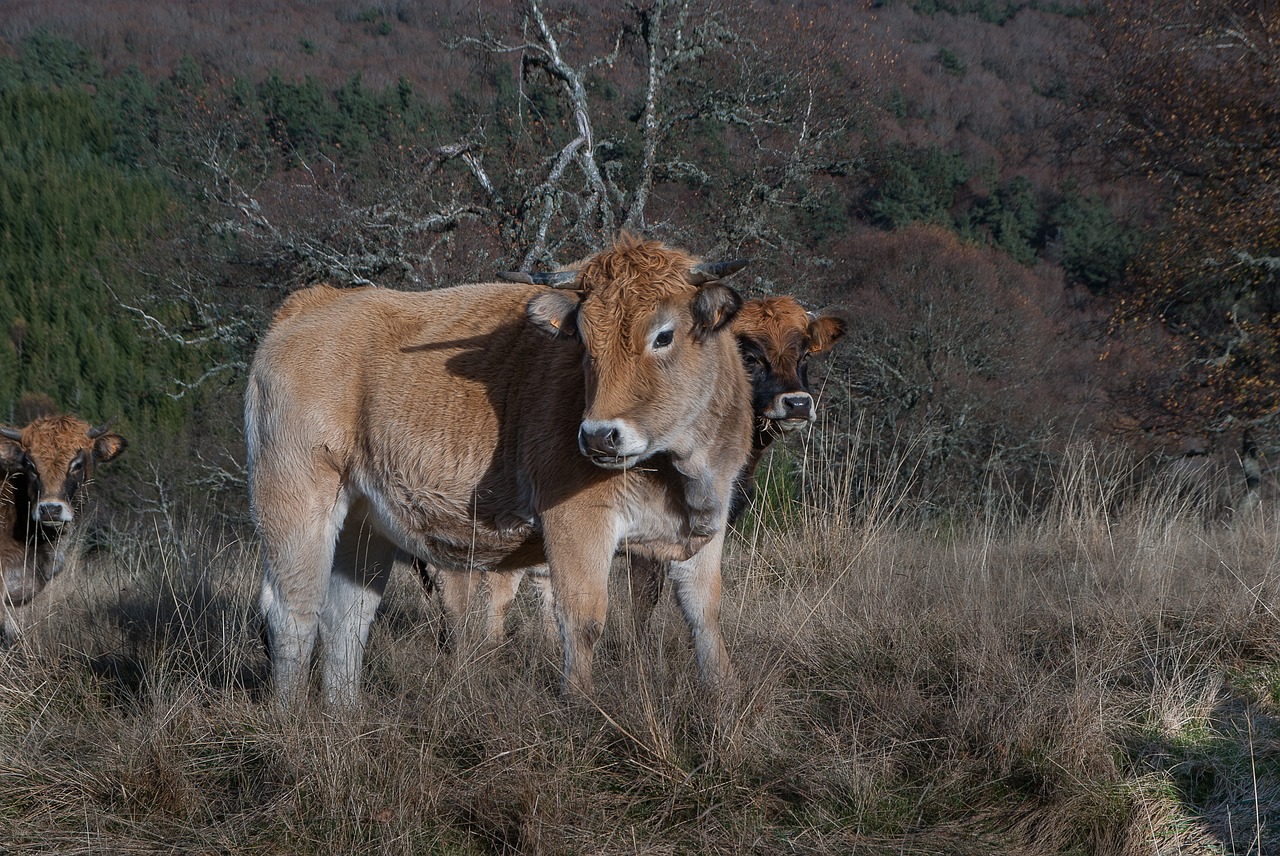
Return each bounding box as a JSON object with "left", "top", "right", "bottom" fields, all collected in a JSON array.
[
  {"left": 2, "top": 437, "right": 1278, "bottom": 854},
  {"left": 1, "top": 5, "right": 1275, "bottom": 852}
]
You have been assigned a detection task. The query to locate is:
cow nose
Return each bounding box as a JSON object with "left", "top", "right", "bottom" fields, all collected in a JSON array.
[
  {"left": 37, "top": 501, "right": 72, "bottom": 524},
  {"left": 781, "top": 394, "right": 812, "bottom": 419},
  {"left": 579, "top": 424, "right": 620, "bottom": 456}
]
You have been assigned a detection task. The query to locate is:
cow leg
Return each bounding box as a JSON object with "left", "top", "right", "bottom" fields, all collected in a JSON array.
[
  {"left": 412, "top": 559, "right": 482, "bottom": 651},
  {"left": 256, "top": 472, "right": 348, "bottom": 708},
  {"left": 483, "top": 568, "right": 526, "bottom": 645},
  {"left": 625, "top": 553, "right": 667, "bottom": 633},
  {"left": 0, "top": 601, "right": 15, "bottom": 646},
  {"left": 667, "top": 528, "right": 732, "bottom": 690},
  {"left": 543, "top": 520, "right": 617, "bottom": 698},
  {"left": 530, "top": 566, "right": 559, "bottom": 646},
  {"left": 412, "top": 556, "right": 437, "bottom": 595},
  {"left": 435, "top": 568, "right": 481, "bottom": 650},
  {"left": 319, "top": 510, "right": 394, "bottom": 707},
  {"left": 481, "top": 565, "right": 561, "bottom": 648}
]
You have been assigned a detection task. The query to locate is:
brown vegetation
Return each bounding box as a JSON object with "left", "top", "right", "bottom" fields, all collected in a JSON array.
[
  {"left": 818, "top": 224, "right": 1100, "bottom": 508},
  {"left": 1, "top": 3, "right": 1277, "bottom": 850},
  {"left": 1084, "top": 0, "right": 1280, "bottom": 451},
  {"left": 2, "top": 444, "right": 1278, "bottom": 853}
]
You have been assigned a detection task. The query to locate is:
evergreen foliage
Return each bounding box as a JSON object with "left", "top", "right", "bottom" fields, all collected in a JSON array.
[
  {"left": 869, "top": 145, "right": 1134, "bottom": 283},
  {"left": 0, "top": 37, "right": 184, "bottom": 430},
  {"left": 255, "top": 70, "right": 441, "bottom": 163},
  {"left": 962, "top": 174, "right": 1041, "bottom": 266},
  {"left": 937, "top": 47, "right": 967, "bottom": 76},
  {"left": 1048, "top": 192, "right": 1136, "bottom": 292},
  {"left": 0, "top": 32, "right": 458, "bottom": 437},
  {"left": 869, "top": 144, "right": 971, "bottom": 229}
]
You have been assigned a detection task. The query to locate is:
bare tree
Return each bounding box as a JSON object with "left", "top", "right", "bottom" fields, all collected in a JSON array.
[
  {"left": 200, "top": 131, "right": 489, "bottom": 289},
  {"left": 452, "top": 0, "right": 854, "bottom": 266},
  {"left": 1086, "top": 0, "right": 1280, "bottom": 450},
  {"left": 136, "top": 0, "right": 858, "bottom": 416}
]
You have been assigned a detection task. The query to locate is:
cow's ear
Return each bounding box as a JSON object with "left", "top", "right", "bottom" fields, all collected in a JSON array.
[
  {"left": 92, "top": 432, "right": 127, "bottom": 463},
  {"left": 691, "top": 283, "right": 743, "bottom": 342},
  {"left": 807, "top": 312, "right": 847, "bottom": 355},
  {"left": 527, "top": 291, "right": 581, "bottom": 340},
  {"left": 0, "top": 434, "right": 22, "bottom": 469}
]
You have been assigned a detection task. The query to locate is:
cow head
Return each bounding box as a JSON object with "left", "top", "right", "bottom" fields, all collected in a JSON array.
[
  {"left": 512, "top": 235, "right": 748, "bottom": 470},
  {"left": 0, "top": 415, "right": 127, "bottom": 528},
  {"left": 731, "top": 297, "right": 847, "bottom": 435}
]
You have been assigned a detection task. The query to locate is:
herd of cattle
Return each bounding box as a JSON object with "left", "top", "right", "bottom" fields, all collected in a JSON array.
[{"left": 1, "top": 235, "right": 846, "bottom": 705}]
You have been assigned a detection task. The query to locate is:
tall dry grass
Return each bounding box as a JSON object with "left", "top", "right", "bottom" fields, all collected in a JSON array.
[{"left": 1, "top": 440, "right": 1278, "bottom": 854}]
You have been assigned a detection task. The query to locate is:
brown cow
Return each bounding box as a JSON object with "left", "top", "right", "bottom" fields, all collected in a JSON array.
[
  {"left": 246, "top": 235, "right": 752, "bottom": 705},
  {"left": 423, "top": 295, "right": 847, "bottom": 643},
  {"left": 0, "top": 414, "right": 127, "bottom": 640}
]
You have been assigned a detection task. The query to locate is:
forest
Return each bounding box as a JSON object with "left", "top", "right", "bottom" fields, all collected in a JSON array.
[
  {"left": 0, "top": 1, "right": 1278, "bottom": 852},
  {"left": 5, "top": 0, "right": 1274, "bottom": 510}
]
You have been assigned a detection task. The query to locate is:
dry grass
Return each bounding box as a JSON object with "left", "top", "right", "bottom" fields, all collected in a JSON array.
[{"left": 2, "top": 444, "right": 1279, "bottom": 854}]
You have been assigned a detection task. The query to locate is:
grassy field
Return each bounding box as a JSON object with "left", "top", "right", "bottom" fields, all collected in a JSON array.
[{"left": 2, "top": 443, "right": 1278, "bottom": 854}]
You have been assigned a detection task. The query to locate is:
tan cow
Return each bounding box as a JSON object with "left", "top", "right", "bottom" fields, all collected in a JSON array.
[
  {"left": 423, "top": 295, "right": 847, "bottom": 642},
  {"left": 246, "top": 235, "right": 752, "bottom": 705},
  {"left": 0, "top": 414, "right": 127, "bottom": 640}
]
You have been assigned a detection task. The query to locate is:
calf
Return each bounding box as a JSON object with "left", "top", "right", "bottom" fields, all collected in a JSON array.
[
  {"left": 0, "top": 414, "right": 126, "bottom": 639},
  {"left": 246, "top": 235, "right": 752, "bottom": 705}
]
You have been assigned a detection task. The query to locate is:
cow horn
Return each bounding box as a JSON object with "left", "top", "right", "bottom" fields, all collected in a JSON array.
[
  {"left": 0, "top": 426, "right": 21, "bottom": 442},
  {"left": 687, "top": 259, "right": 750, "bottom": 284},
  {"left": 87, "top": 418, "right": 116, "bottom": 439},
  {"left": 499, "top": 270, "right": 580, "bottom": 289}
]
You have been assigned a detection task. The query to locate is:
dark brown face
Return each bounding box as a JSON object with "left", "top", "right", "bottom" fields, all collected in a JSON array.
[
  {"left": 731, "top": 298, "right": 847, "bottom": 437},
  {"left": 0, "top": 416, "right": 127, "bottom": 528},
  {"left": 739, "top": 334, "right": 816, "bottom": 433}
]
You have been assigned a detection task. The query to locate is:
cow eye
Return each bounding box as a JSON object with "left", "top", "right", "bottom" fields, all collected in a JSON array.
[
  {"left": 69, "top": 458, "right": 84, "bottom": 474},
  {"left": 653, "top": 329, "right": 674, "bottom": 349}
]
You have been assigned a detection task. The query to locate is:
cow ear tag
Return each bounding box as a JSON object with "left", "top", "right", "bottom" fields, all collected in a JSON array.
[{"left": 527, "top": 291, "right": 581, "bottom": 340}]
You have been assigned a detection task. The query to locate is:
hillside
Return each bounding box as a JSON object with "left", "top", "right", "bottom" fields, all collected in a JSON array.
[
  {"left": 1, "top": 0, "right": 1182, "bottom": 510},
  {"left": 1, "top": 3, "right": 1278, "bottom": 852}
]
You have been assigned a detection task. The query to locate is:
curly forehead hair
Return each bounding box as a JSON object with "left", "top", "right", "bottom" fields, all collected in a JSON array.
[
  {"left": 577, "top": 233, "right": 699, "bottom": 301},
  {"left": 732, "top": 296, "right": 810, "bottom": 337},
  {"left": 732, "top": 296, "right": 812, "bottom": 364},
  {"left": 574, "top": 234, "right": 702, "bottom": 348},
  {"left": 8, "top": 415, "right": 94, "bottom": 463},
  {"left": 20, "top": 415, "right": 90, "bottom": 441}
]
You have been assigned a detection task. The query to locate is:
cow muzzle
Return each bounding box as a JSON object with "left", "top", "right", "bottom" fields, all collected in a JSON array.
[
  {"left": 764, "top": 392, "right": 815, "bottom": 432},
  {"left": 578, "top": 419, "right": 647, "bottom": 470},
  {"left": 35, "top": 500, "right": 74, "bottom": 527}
]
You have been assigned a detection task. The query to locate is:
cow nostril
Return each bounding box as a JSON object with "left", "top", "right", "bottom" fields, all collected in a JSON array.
[
  {"left": 590, "top": 428, "right": 619, "bottom": 454},
  {"left": 38, "top": 503, "right": 69, "bottom": 523},
  {"left": 782, "top": 395, "right": 811, "bottom": 413},
  {"left": 580, "top": 425, "right": 622, "bottom": 456}
]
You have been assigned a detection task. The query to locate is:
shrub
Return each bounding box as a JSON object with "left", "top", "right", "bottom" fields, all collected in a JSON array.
[{"left": 1048, "top": 191, "right": 1137, "bottom": 292}]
